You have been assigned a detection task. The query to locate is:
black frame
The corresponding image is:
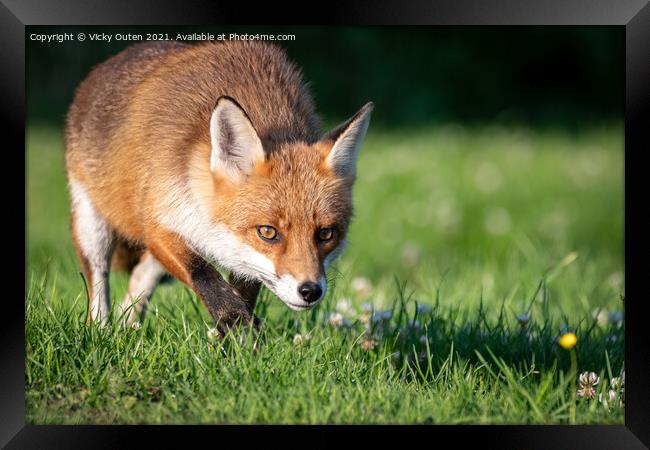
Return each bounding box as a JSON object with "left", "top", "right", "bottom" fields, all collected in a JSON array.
[{"left": 5, "top": 0, "right": 649, "bottom": 448}]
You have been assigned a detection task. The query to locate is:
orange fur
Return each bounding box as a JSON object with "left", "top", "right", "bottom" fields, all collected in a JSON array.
[{"left": 65, "top": 40, "right": 372, "bottom": 329}]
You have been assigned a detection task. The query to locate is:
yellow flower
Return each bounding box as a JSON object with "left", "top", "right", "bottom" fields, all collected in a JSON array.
[{"left": 559, "top": 332, "right": 577, "bottom": 350}]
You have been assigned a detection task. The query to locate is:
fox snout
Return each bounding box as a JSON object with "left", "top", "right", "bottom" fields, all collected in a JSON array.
[
  {"left": 265, "top": 272, "right": 327, "bottom": 311},
  {"left": 298, "top": 281, "right": 322, "bottom": 303}
]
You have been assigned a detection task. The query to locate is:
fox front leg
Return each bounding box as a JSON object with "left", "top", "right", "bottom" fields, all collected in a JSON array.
[
  {"left": 146, "top": 229, "right": 259, "bottom": 338},
  {"left": 228, "top": 273, "right": 262, "bottom": 328},
  {"left": 191, "top": 261, "right": 260, "bottom": 337}
]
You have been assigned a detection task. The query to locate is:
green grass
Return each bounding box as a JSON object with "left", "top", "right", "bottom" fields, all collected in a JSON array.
[{"left": 26, "top": 122, "right": 625, "bottom": 424}]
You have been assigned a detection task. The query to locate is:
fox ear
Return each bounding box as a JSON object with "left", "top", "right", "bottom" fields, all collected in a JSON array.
[
  {"left": 210, "top": 96, "right": 265, "bottom": 183},
  {"left": 323, "top": 102, "right": 374, "bottom": 181}
]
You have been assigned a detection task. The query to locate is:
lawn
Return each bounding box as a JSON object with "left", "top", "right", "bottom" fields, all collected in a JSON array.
[{"left": 26, "top": 122, "right": 625, "bottom": 424}]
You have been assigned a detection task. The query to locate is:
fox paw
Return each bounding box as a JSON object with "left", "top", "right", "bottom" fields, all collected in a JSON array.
[{"left": 207, "top": 316, "right": 263, "bottom": 353}]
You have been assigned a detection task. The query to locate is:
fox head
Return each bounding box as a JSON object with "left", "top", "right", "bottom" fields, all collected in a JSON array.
[{"left": 199, "top": 96, "right": 373, "bottom": 310}]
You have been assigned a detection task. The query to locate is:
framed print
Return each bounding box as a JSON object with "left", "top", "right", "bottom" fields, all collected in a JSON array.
[{"left": 3, "top": 0, "right": 649, "bottom": 448}]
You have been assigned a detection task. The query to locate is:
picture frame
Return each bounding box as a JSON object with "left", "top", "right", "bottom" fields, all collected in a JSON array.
[{"left": 4, "top": 0, "right": 648, "bottom": 447}]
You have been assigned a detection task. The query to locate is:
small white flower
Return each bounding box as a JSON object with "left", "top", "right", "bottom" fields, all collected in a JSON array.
[
  {"left": 131, "top": 321, "right": 141, "bottom": 330},
  {"left": 351, "top": 277, "right": 373, "bottom": 299},
  {"left": 359, "top": 310, "right": 372, "bottom": 326},
  {"left": 577, "top": 371, "right": 600, "bottom": 399},
  {"left": 293, "top": 334, "right": 310, "bottom": 346},
  {"left": 592, "top": 309, "right": 609, "bottom": 327},
  {"left": 207, "top": 327, "right": 219, "bottom": 341},
  {"left": 360, "top": 335, "right": 378, "bottom": 352},
  {"left": 579, "top": 371, "right": 600, "bottom": 386},
  {"left": 608, "top": 389, "right": 617, "bottom": 403},
  {"left": 599, "top": 389, "right": 620, "bottom": 408},
  {"left": 328, "top": 312, "right": 345, "bottom": 328},
  {"left": 359, "top": 303, "right": 374, "bottom": 325},
  {"left": 336, "top": 298, "right": 353, "bottom": 315}
]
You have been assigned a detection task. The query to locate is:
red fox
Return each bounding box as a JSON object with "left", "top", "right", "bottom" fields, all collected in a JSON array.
[{"left": 65, "top": 40, "right": 373, "bottom": 336}]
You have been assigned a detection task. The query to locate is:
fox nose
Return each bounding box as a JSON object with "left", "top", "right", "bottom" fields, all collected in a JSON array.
[{"left": 298, "top": 282, "right": 323, "bottom": 303}]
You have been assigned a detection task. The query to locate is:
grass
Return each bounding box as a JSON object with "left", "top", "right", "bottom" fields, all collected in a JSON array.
[{"left": 26, "top": 122, "right": 625, "bottom": 424}]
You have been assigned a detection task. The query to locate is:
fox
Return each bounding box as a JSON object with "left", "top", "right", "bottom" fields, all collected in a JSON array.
[{"left": 65, "top": 40, "right": 373, "bottom": 338}]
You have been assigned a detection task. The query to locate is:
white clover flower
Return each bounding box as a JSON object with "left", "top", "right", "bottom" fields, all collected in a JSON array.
[
  {"left": 351, "top": 277, "right": 373, "bottom": 299},
  {"left": 358, "top": 303, "right": 374, "bottom": 326},
  {"left": 621, "top": 370, "right": 625, "bottom": 401},
  {"left": 599, "top": 389, "right": 620, "bottom": 408},
  {"left": 207, "top": 327, "right": 219, "bottom": 341},
  {"left": 336, "top": 298, "right": 353, "bottom": 315},
  {"left": 328, "top": 312, "right": 345, "bottom": 328},
  {"left": 293, "top": 334, "right": 310, "bottom": 346},
  {"left": 592, "top": 309, "right": 609, "bottom": 327},
  {"left": 359, "top": 311, "right": 372, "bottom": 326},
  {"left": 577, "top": 371, "right": 600, "bottom": 399},
  {"left": 608, "top": 390, "right": 617, "bottom": 402},
  {"left": 360, "top": 335, "right": 378, "bottom": 352},
  {"left": 579, "top": 371, "right": 600, "bottom": 386}
]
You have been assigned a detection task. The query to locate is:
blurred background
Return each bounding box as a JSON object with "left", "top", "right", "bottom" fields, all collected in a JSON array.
[
  {"left": 27, "top": 26, "right": 624, "bottom": 319},
  {"left": 28, "top": 26, "right": 623, "bottom": 128}
]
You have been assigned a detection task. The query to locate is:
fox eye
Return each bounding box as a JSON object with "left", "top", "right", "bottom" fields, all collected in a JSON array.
[
  {"left": 317, "top": 227, "right": 336, "bottom": 242},
  {"left": 257, "top": 225, "right": 278, "bottom": 242}
]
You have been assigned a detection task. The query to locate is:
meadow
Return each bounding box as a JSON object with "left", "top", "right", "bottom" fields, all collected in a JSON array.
[{"left": 26, "top": 122, "right": 625, "bottom": 424}]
